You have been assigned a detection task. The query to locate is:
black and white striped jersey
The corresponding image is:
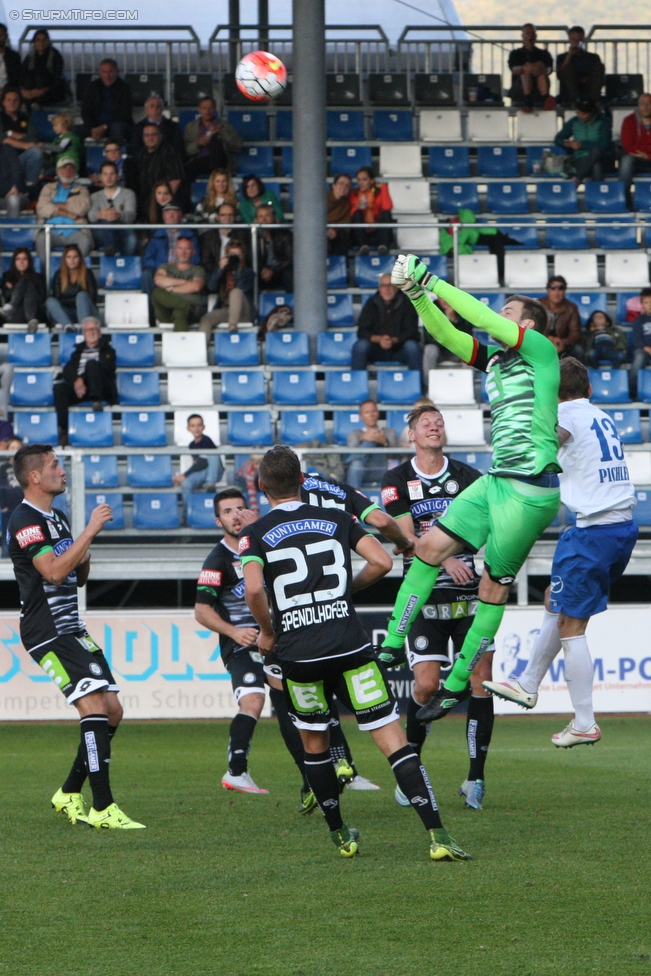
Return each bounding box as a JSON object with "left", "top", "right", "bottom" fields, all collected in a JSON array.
[{"left": 195, "top": 540, "right": 258, "bottom": 666}]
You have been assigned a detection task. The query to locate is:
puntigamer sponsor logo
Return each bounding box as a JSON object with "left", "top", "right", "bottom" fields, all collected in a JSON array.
[{"left": 263, "top": 519, "right": 337, "bottom": 547}]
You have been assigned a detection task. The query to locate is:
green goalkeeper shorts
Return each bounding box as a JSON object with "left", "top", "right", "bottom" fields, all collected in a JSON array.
[{"left": 437, "top": 474, "right": 560, "bottom": 584}]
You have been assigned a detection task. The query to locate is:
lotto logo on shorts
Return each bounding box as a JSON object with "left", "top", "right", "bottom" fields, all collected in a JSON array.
[
  {"left": 16, "top": 525, "right": 45, "bottom": 548},
  {"left": 382, "top": 486, "right": 399, "bottom": 506},
  {"left": 198, "top": 570, "right": 222, "bottom": 586},
  {"left": 238, "top": 536, "right": 251, "bottom": 553}
]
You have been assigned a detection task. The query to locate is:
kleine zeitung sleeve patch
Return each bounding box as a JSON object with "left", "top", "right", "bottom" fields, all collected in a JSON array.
[
  {"left": 16, "top": 525, "right": 46, "bottom": 549},
  {"left": 238, "top": 535, "right": 251, "bottom": 553},
  {"left": 198, "top": 570, "right": 222, "bottom": 586},
  {"left": 381, "top": 486, "right": 399, "bottom": 505}
]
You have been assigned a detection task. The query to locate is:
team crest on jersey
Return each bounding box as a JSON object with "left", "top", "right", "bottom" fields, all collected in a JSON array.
[
  {"left": 407, "top": 479, "right": 424, "bottom": 500},
  {"left": 381, "top": 486, "right": 399, "bottom": 505},
  {"left": 16, "top": 525, "right": 45, "bottom": 548},
  {"left": 233, "top": 562, "right": 243, "bottom": 578},
  {"left": 198, "top": 570, "right": 222, "bottom": 587},
  {"left": 47, "top": 521, "right": 60, "bottom": 539},
  {"left": 444, "top": 480, "right": 459, "bottom": 495},
  {"left": 238, "top": 536, "right": 250, "bottom": 553}
]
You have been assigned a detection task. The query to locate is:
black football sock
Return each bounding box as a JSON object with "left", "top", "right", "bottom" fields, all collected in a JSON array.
[
  {"left": 304, "top": 749, "right": 343, "bottom": 831},
  {"left": 80, "top": 714, "right": 113, "bottom": 812},
  {"left": 62, "top": 741, "right": 87, "bottom": 794},
  {"left": 328, "top": 702, "right": 357, "bottom": 775},
  {"left": 228, "top": 713, "right": 257, "bottom": 776},
  {"left": 467, "top": 695, "right": 494, "bottom": 782},
  {"left": 270, "top": 687, "right": 310, "bottom": 791},
  {"left": 388, "top": 745, "right": 443, "bottom": 830},
  {"left": 405, "top": 695, "right": 429, "bottom": 755},
  {"left": 108, "top": 724, "right": 118, "bottom": 740}
]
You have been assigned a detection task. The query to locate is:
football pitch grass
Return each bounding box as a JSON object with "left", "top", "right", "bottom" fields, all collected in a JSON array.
[{"left": 2, "top": 715, "right": 650, "bottom": 976}]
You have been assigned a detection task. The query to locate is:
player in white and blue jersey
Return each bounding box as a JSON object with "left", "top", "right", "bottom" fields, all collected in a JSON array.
[{"left": 484, "top": 358, "right": 638, "bottom": 747}]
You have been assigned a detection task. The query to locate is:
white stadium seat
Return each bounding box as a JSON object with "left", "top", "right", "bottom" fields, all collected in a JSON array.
[
  {"left": 419, "top": 109, "right": 463, "bottom": 142},
  {"left": 504, "top": 252, "right": 548, "bottom": 289},
  {"left": 379, "top": 145, "right": 422, "bottom": 178},
  {"left": 167, "top": 369, "right": 214, "bottom": 406},
  {"left": 428, "top": 367, "right": 475, "bottom": 405},
  {"left": 395, "top": 214, "right": 439, "bottom": 251},
  {"left": 387, "top": 179, "right": 431, "bottom": 213},
  {"left": 625, "top": 451, "right": 651, "bottom": 486},
  {"left": 162, "top": 332, "right": 207, "bottom": 367},
  {"left": 610, "top": 107, "right": 631, "bottom": 141},
  {"left": 441, "top": 408, "right": 486, "bottom": 446},
  {"left": 554, "top": 252, "right": 599, "bottom": 288},
  {"left": 605, "top": 252, "right": 650, "bottom": 288},
  {"left": 458, "top": 253, "right": 499, "bottom": 289},
  {"left": 105, "top": 292, "right": 149, "bottom": 329},
  {"left": 515, "top": 110, "right": 559, "bottom": 143},
  {"left": 467, "top": 110, "right": 510, "bottom": 143}
]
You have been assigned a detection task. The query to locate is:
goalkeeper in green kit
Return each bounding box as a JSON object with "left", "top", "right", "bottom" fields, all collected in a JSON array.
[{"left": 380, "top": 255, "right": 561, "bottom": 721}]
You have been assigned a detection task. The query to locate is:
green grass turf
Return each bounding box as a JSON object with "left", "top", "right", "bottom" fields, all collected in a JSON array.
[{"left": 1, "top": 715, "right": 650, "bottom": 976}]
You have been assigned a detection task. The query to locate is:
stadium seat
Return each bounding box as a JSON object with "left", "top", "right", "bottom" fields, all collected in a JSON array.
[
  {"left": 316, "top": 331, "right": 355, "bottom": 365},
  {"left": 327, "top": 255, "right": 347, "bottom": 288},
  {"left": 554, "top": 253, "right": 599, "bottom": 288},
  {"left": 325, "top": 370, "right": 369, "bottom": 405},
  {"left": 14, "top": 411, "right": 59, "bottom": 446},
  {"left": 214, "top": 332, "right": 259, "bottom": 367},
  {"left": 420, "top": 255, "right": 448, "bottom": 278},
  {"left": 536, "top": 182, "right": 578, "bottom": 213},
  {"left": 326, "top": 294, "right": 354, "bottom": 327},
  {"left": 186, "top": 493, "right": 218, "bottom": 530},
  {"left": 133, "top": 493, "right": 179, "bottom": 530},
  {"left": 236, "top": 146, "right": 275, "bottom": 177},
  {"left": 419, "top": 109, "right": 463, "bottom": 142},
  {"left": 167, "top": 369, "right": 214, "bottom": 406},
  {"left": 633, "top": 180, "right": 651, "bottom": 212},
  {"left": 414, "top": 73, "right": 456, "bottom": 106},
  {"left": 271, "top": 370, "right": 317, "bottom": 405},
  {"left": 279, "top": 410, "right": 326, "bottom": 444},
  {"left": 436, "top": 182, "right": 480, "bottom": 214},
  {"left": 605, "top": 73, "right": 644, "bottom": 105},
  {"left": 190, "top": 180, "right": 208, "bottom": 207},
  {"left": 605, "top": 252, "right": 650, "bottom": 288},
  {"left": 463, "top": 74, "right": 503, "bottom": 105},
  {"left": 1, "top": 220, "right": 37, "bottom": 249},
  {"left": 112, "top": 333, "right": 155, "bottom": 368},
  {"left": 638, "top": 369, "right": 651, "bottom": 406},
  {"left": 515, "top": 110, "right": 559, "bottom": 143},
  {"left": 604, "top": 408, "right": 642, "bottom": 444},
  {"left": 85, "top": 493, "right": 124, "bottom": 530},
  {"left": 330, "top": 146, "right": 372, "bottom": 178},
  {"left": 588, "top": 369, "right": 631, "bottom": 403},
  {"left": 10, "top": 372, "right": 53, "bottom": 407},
  {"left": 99, "top": 256, "right": 142, "bottom": 290},
  {"left": 442, "top": 409, "right": 486, "bottom": 445},
  {"left": 121, "top": 411, "right": 167, "bottom": 447},
  {"left": 625, "top": 451, "right": 651, "bottom": 485},
  {"left": 428, "top": 368, "right": 475, "bottom": 405},
  {"left": 124, "top": 72, "right": 164, "bottom": 105},
  {"left": 162, "top": 333, "right": 207, "bottom": 367},
  {"left": 326, "top": 110, "right": 365, "bottom": 141},
  {"left": 227, "top": 409, "right": 273, "bottom": 446},
  {"left": 332, "top": 409, "right": 365, "bottom": 445},
  {"left": 84, "top": 454, "right": 119, "bottom": 488},
  {"left": 274, "top": 113, "right": 292, "bottom": 143},
  {"left": 566, "top": 292, "right": 608, "bottom": 324},
  {"left": 449, "top": 450, "right": 493, "bottom": 475},
  {"left": 258, "top": 292, "right": 294, "bottom": 319},
  {"left": 477, "top": 145, "right": 519, "bottom": 178},
  {"left": 104, "top": 292, "right": 149, "bottom": 329},
  {"left": 595, "top": 218, "right": 640, "bottom": 249},
  {"left": 68, "top": 410, "right": 114, "bottom": 447},
  {"left": 368, "top": 73, "right": 409, "bottom": 106},
  {"left": 30, "top": 109, "right": 56, "bottom": 140},
  {"left": 545, "top": 218, "right": 588, "bottom": 250},
  {"left": 127, "top": 454, "right": 173, "bottom": 488},
  {"left": 372, "top": 111, "right": 413, "bottom": 141},
  {"left": 57, "top": 333, "right": 84, "bottom": 366},
  {"left": 583, "top": 181, "right": 628, "bottom": 213},
  {"left": 458, "top": 254, "right": 499, "bottom": 289},
  {"left": 326, "top": 73, "right": 362, "bottom": 106},
  {"left": 265, "top": 331, "right": 309, "bottom": 366},
  {"left": 379, "top": 145, "right": 422, "bottom": 178},
  {"left": 225, "top": 109, "right": 268, "bottom": 141},
  {"left": 486, "top": 182, "right": 529, "bottom": 214},
  {"left": 505, "top": 252, "right": 548, "bottom": 289},
  {"left": 616, "top": 291, "right": 640, "bottom": 323},
  {"left": 467, "top": 110, "right": 509, "bottom": 142},
  {"left": 525, "top": 145, "right": 555, "bottom": 174},
  {"left": 221, "top": 370, "right": 266, "bottom": 406},
  {"left": 387, "top": 180, "right": 431, "bottom": 213},
  {"left": 428, "top": 146, "right": 469, "bottom": 178},
  {"left": 173, "top": 73, "right": 212, "bottom": 105},
  {"left": 117, "top": 371, "right": 161, "bottom": 406},
  {"left": 470, "top": 293, "right": 506, "bottom": 315},
  {"left": 280, "top": 145, "right": 293, "bottom": 175},
  {"left": 85, "top": 143, "right": 105, "bottom": 176},
  {"left": 177, "top": 108, "right": 198, "bottom": 131},
  {"left": 8, "top": 333, "right": 51, "bottom": 367},
  {"left": 354, "top": 254, "right": 394, "bottom": 287},
  {"left": 395, "top": 215, "right": 439, "bottom": 252},
  {"left": 497, "top": 219, "right": 538, "bottom": 249},
  {"left": 377, "top": 370, "right": 421, "bottom": 404},
  {"left": 633, "top": 489, "right": 651, "bottom": 525}
]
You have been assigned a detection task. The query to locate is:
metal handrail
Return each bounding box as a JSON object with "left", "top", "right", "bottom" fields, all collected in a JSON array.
[
  {"left": 208, "top": 24, "right": 390, "bottom": 44},
  {"left": 18, "top": 24, "right": 201, "bottom": 43}
]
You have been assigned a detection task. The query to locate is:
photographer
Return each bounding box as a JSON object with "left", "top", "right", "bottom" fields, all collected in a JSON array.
[{"left": 199, "top": 241, "right": 254, "bottom": 337}]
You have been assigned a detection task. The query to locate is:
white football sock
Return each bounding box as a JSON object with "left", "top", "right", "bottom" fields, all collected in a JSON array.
[
  {"left": 562, "top": 635, "right": 596, "bottom": 732},
  {"left": 518, "top": 610, "right": 562, "bottom": 694}
]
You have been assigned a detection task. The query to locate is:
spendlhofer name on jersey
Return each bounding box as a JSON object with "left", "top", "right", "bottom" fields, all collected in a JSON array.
[{"left": 281, "top": 599, "right": 349, "bottom": 632}]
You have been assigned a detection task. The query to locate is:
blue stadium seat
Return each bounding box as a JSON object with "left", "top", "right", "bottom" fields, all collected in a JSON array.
[
  {"left": 214, "top": 332, "right": 259, "bottom": 366},
  {"left": 437, "top": 182, "right": 480, "bottom": 214},
  {"left": 69, "top": 411, "right": 114, "bottom": 447},
  {"left": 633, "top": 180, "right": 651, "bottom": 212},
  {"left": 595, "top": 217, "right": 640, "bottom": 249},
  {"left": 187, "top": 493, "right": 218, "bottom": 529},
  {"left": 616, "top": 292, "right": 639, "bottom": 325},
  {"left": 525, "top": 146, "right": 555, "bottom": 175},
  {"left": 604, "top": 408, "right": 642, "bottom": 444},
  {"left": 325, "top": 370, "right": 369, "bottom": 404},
  {"left": 316, "top": 331, "right": 355, "bottom": 365},
  {"left": 227, "top": 410, "right": 273, "bottom": 446},
  {"left": 377, "top": 369, "right": 422, "bottom": 404},
  {"left": 497, "top": 219, "right": 538, "bottom": 249},
  {"left": 8, "top": 333, "right": 51, "bottom": 366},
  {"left": 276, "top": 111, "right": 293, "bottom": 140},
  {"left": 112, "top": 333, "right": 155, "bottom": 368},
  {"left": 85, "top": 493, "right": 124, "bottom": 530},
  {"left": 327, "top": 255, "right": 347, "bottom": 288},
  {"left": 354, "top": 254, "right": 394, "bottom": 288},
  {"left": 566, "top": 292, "right": 608, "bottom": 324},
  {"left": 121, "top": 411, "right": 167, "bottom": 447},
  {"left": 636, "top": 370, "right": 651, "bottom": 403},
  {"left": 30, "top": 109, "right": 55, "bottom": 140},
  {"left": 127, "top": 454, "right": 173, "bottom": 487},
  {"left": 221, "top": 370, "right": 266, "bottom": 405},
  {"left": 57, "top": 333, "right": 85, "bottom": 366},
  {"left": 419, "top": 254, "right": 448, "bottom": 278},
  {"left": 133, "top": 493, "right": 180, "bottom": 530},
  {"left": 236, "top": 146, "right": 275, "bottom": 177},
  {"left": 10, "top": 372, "right": 53, "bottom": 406},
  {"left": 1, "top": 220, "right": 37, "bottom": 249},
  {"left": 117, "top": 371, "right": 161, "bottom": 406},
  {"left": 428, "top": 146, "right": 470, "bottom": 178},
  {"left": 477, "top": 145, "right": 519, "bottom": 178},
  {"left": 85, "top": 144, "right": 105, "bottom": 175},
  {"left": 271, "top": 370, "right": 317, "bottom": 405},
  {"left": 258, "top": 292, "right": 294, "bottom": 319},
  {"left": 191, "top": 181, "right": 208, "bottom": 207},
  {"left": 226, "top": 109, "right": 268, "bottom": 141},
  {"left": 470, "top": 293, "right": 506, "bottom": 315},
  {"left": 84, "top": 454, "right": 119, "bottom": 488},
  {"left": 545, "top": 218, "right": 588, "bottom": 249},
  {"left": 13, "top": 410, "right": 59, "bottom": 445},
  {"left": 327, "top": 110, "right": 365, "bottom": 141},
  {"left": 587, "top": 369, "right": 631, "bottom": 403},
  {"left": 332, "top": 409, "right": 365, "bottom": 445},
  {"left": 449, "top": 451, "right": 493, "bottom": 475},
  {"left": 583, "top": 181, "right": 628, "bottom": 213},
  {"left": 46, "top": 253, "right": 92, "bottom": 281},
  {"left": 326, "top": 293, "right": 354, "bottom": 327},
  {"left": 330, "top": 146, "right": 372, "bottom": 178},
  {"left": 386, "top": 410, "right": 409, "bottom": 436},
  {"left": 281, "top": 145, "right": 293, "bottom": 175},
  {"left": 177, "top": 109, "right": 196, "bottom": 131},
  {"left": 372, "top": 110, "right": 413, "bottom": 141},
  {"left": 633, "top": 489, "right": 651, "bottom": 525},
  {"left": 279, "top": 410, "right": 326, "bottom": 444},
  {"left": 486, "top": 183, "right": 529, "bottom": 214},
  {"left": 265, "top": 331, "right": 310, "bottom": 366},
  {"left": 536, "top": 182, "right": 578, "bottom": 213},
  {"left": 99, "top": 256, "right": 142, "bottom": 290}
]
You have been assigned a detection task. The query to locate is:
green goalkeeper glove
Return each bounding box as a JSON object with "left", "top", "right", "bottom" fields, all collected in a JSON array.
[{"left": 391, "top": 254, "right": 439, "bottom": 300}]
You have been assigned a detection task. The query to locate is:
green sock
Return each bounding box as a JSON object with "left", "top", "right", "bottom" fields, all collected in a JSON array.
[
  {"left": 382, "top": 557, "right": 440, "bottom": 649},
  {"left": 444, "top": 601, "right": 506, "bottom": 692}
]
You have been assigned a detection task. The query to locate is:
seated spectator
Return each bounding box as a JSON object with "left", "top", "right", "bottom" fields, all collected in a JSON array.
[
  {"left": 0, "top": 143, "right": 28, "bottom": 218},
  {"left": 554, "top": 98, "right": 613, "bottom": 183},
  {"left": 629, "top": 288, "right": 651, "bottom": 397},
  {"left": 183, "top": 96, "right": 243, "bottom": 180},
  {"left": 90, "top": 140, "right": 126, "bottom": 187},
  {"left": 199, "top": 241, "right": 254, "bottom": 337},
  {"left": 0, "top": 23, "right": 21, "bottom": 90},
  {"left": 508, "top": 23, "right": 555, "bottom": 112},
  {"left": 0, "top": 87, "right": 43, "bottom": 186},
  {"left": 20, "top": 29, "right": 66, "bottom": 106},
  {"left": 48, "top": 112, "right": 82, "bottom": 170},
  {"left": 619, "top": 93, "right": 651, "bottom": 208},
  {"left": 194, "top": 168, "right": 240, "bottom": 223},
  {"left": 422, "top": 298, "right": 473, "bottom": 383},
  {"left": 130, "top": 94, "right": 183, "bottom": 155},
  {"left": 54, "top": 316, "right": 116, "bottom": 443},
  {"left": 141, "top": 202, "right": 200, "bottom": 303},
  {"left": 556, "top": 26, "right": 604, "bottom": 108},
  {"left": 128, "top": 122, "right": 187, "bottom": 219},
  {"left": 152, "top": 236, "right": 206, "bottom": 331},
  {"left": 239, "top": 174, "right": 283, "bottom": 223},
  {"left": 349, "top": 166, "right": 393, "bottom": 254},
  {"left": 327, "top": 172, "right": 352, "bottom": 256},
  {"left": 172, "top": 413, "right": 224, "bottom": 513},
  {"left": 351, "top": 273, "right": 422, "bottom": 375},
  {"left": 46, "top": 243, "right": 99, "bottom": 330},
  {"left": 146, "top": 179, "right": 174, "bottom": 223},
  {"left": 78, "top": 58, "right": 133, "bottom": 143},
  {"left": 540, "top": 276, "right": 583, "bottom": 358},
  {"left": 583, "top": 311, "right": 627, "bottom": 369},
  {"left": 88, "top": 161, "right": 137, "bottom": 256},
  {"left": 346, "top": 399, "right": 397, "bottom": 489},
  {"left": 255, "top": 203, "right": 293, "bottom": 292},
  {"left": 0, "top": 432, "right": 24, "bottom": 558},
  {"left": 199, "top": 200, "right": 251, "bottom": 276},
  {"left": 35, "top": 156, "right": 92, "bottom": 265},
  {"left": 0, "top": 246, "right": 46, "bottom": 331}
]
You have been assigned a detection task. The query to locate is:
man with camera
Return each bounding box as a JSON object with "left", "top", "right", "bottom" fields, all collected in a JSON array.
[{"left": 199, "top": 241, "right": 255, "bottom": 336}]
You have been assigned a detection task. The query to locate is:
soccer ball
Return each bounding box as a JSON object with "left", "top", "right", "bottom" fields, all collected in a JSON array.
[{"left": 235, "top": 51, "right": 287, "bottom": 103}]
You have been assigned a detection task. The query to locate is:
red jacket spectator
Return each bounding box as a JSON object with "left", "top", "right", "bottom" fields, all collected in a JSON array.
[
  {"left": 621, "top": 111, "right": 651, "bottom": 156},
  {"left": 349, "top": 182, "right": 393, "bottom": 219}
]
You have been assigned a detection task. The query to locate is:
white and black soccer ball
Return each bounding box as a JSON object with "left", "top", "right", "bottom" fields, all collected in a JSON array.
[{"left": 235, "top": 51, "right": 288, "bottom": 104}]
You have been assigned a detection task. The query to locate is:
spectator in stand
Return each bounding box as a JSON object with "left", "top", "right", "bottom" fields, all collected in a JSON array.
[
  {"left": 199, "top": 201, "right": 251, "bottom": 276},
  {"left": 46, "top": 243, "right": 99, "bottom": 330},
  {"left": 88, "top": 161, "right": 137, "bottom": 256},
  {"left": 199, "top": 240, "right": 254, "bottom": 337},
  {"left": 349, "top": 166, "right": 393, "bottom": 254},
  {"left": 422, "top": 298, "right": 473, "bottom": 383},
  {"left": 20, "top": 29, "right": 66, "bottom": 106},
  {"left": 583, "top": 311, "right": 627, "bottom": 369},
  {"left": 35, "top": 156, "right": 92, "bottom": 265},
  {"left": 508, "top": 23, "right": 555, "bottom": 112},
  {"left": 0, "top": 247, "right": 46, "bottom": 331},
  {"left": 239, "top": 174, "right": 283, "bottom": 223},
  {"left": 554, "top": 98, "right": 613, "bottom": 183},
  {"left": 0, "top": 143, "right": 27, "bottom": 218},
  {"left": 351, "top": 273, "right": 422, "bottom": 375},
  {"left": 556, "top": 26, "right": 604, "bottom": 108},
  {"left": 0, "top": 87, "right": 43, "bottom": 186},
  {"left": 327, "top": 173, "right": 352, "bottom": 256},
  {"left": 130, "top": 94, "right": 183, "bottom": 155},
  {"left": 54, "top": 317, "right": 116, "bottom": 443},
  {"left": 620, "top": 93, "right": 651, "bottom": 209},
  {"left": 255, "top": 203, "right": 293, "bottom": 292},
  {"left": 194, "top": 168, "right": 240, "bottom": 223},
  {"left": 48, "top": 112, "right": 82, "bottom": 170},
  {"left": 147, "top": 179, "right": 174, "bottom": 223},
  {"left": 540, "top": 276, "right": 583, "bottom": 358},
  {"left": 0, "top": 432, "right": 24, "bottom": 558},
  {"left": 0, "top": 24, "right": 21, "bottom": 90},
  {"left": 141, "top": 202, "right": 199, "bottom": 313},
  {"left": 183, "top": 96, "right": 243, "bottom": 180},
  {"left": 346, "top": 400, "right": 398, "bottom": 489},
  {"left": 90, "top": 140, "right": 126, "bottom": 187},
  {"left": 79, "top": 58, "right": 133, "bottom": 143},
  {"left": 129, "top": 122, "right": 187, "bottom": 219},
  {"left": 151, "top": 236, "right": 206, "bottom": 331},
  {"left": 629, "top": 288, "right": 651, "bottom": 397},
  {"left": 172, "top": 413, "right": 224, "bottom": 515}
]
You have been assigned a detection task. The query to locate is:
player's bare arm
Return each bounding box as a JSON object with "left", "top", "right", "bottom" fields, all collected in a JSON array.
[
  {"left": 351, "top": 534, "right": 393, "bottom": 592},
  {"left": 76, "top": 552, "right": 91, "bottom": 588},
  {"left": 242, "top": 559, "right": 276, "bottom": 654},
  {"left": 33, "top": 504, "right": 113, "bottom": 586},
  {"left": 558, "top": 426, "right": 571, "bottom": 446},
  {"left": 194, "top": 601, "right": 259, "bottom": 648},
  {"left": 364, "top": 508, "right": 416, "bottom": 556}
]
